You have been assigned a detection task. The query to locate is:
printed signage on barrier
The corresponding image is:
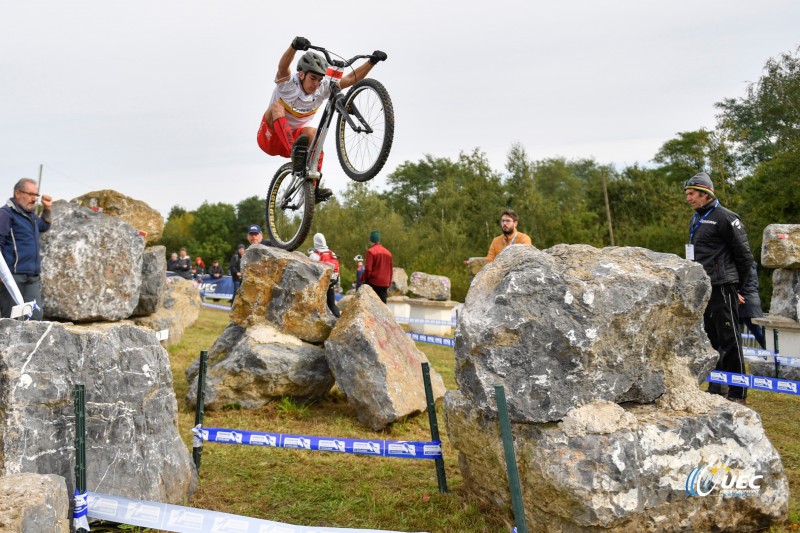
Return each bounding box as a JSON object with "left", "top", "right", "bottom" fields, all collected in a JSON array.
[{"left": 685, "top": 463, "right": 765, "bottom": 498}]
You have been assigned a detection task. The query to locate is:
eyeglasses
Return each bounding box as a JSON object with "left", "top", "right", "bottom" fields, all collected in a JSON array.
[{"left": 19, "top": 191, "right": 40, "bottom": 198}]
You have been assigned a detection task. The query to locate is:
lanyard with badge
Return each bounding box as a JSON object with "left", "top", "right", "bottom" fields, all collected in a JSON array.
[{"left": 686, "top": 199, "right": 718, "bottom": 260}]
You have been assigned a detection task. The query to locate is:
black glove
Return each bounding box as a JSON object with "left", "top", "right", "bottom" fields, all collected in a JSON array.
[
  {"left": 292, "top": 36, "right": 310, "bottom": 51},
  {"left": 369, "top": 50, "right": 387, "bottom": 65}
]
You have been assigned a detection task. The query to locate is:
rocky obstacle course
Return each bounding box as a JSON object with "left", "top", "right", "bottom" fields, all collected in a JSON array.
[
  {"left": 185, "top": 322, "right": 333, "bottom": 410},
  {"left": 0, "top": 320, "right": 197, "bottom": 504},
  {"left": 445, "top": 244, "right": 789, "bottom": 531},
  {"left": 40, "top": 200, "right": 146, "bottom": 322},
  {"left": 325, "top": 285, "right": 447, "bottom": 431},
  {"left": 188, "top": 247, "right": 447, "bottom": 431},
  {"left": 72, "top": 189, "right": 164, "bottom": 244},
  {"left": 749, "top": 224, "right": 800, "bottom": 381},
  {"left": 0, "top": 474, "right": 69, "bottom": 532},
  {"left": 231, "top": 245, "right": 336, "bottom": 343}
]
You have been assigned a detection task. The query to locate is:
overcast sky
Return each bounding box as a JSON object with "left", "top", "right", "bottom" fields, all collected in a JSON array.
[{"left": 2, "top": 1, "right": 798, "bottom": 218}]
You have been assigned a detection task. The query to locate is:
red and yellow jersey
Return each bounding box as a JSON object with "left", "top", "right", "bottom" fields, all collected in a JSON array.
[{"left": 270, "top": 72, "right": 333, "bottom": 130}]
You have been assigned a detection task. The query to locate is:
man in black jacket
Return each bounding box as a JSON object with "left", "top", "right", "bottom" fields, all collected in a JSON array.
[
  {"left": 684, "top": 172, "right": 754, "bottom": 404},
  {"left": 230, "top": 244, "right": 245, "bottom": 305}
]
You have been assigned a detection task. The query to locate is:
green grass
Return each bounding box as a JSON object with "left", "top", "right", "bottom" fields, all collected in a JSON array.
[{"left": 103, "top": 307, "right": 800, "bottom": 532}]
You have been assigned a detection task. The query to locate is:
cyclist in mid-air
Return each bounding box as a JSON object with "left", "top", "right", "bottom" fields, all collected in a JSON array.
[{"left": 257, "top": 36, "right": 387, "bottom": 203}]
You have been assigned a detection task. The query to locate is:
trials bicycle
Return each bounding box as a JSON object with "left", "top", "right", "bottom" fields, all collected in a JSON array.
[{"left": 266, "top": 44, "right": 395, "bottom": 251}]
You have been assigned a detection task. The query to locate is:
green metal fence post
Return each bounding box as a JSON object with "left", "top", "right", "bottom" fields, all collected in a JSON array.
[
  {"left": 73, "top": 384, "right": 88, "bottom": 533},
  {"left": 422, "top": 362, "right": 448, "bottom": 493},
  {"left": 773, "top": 329, "right": 780, "bottom": 379},
  {"left": 494, "top": 384, "right": 528, "bottom": 533},
  {"left": 193, "top": 350, "right": 208, "bottom": 473}
]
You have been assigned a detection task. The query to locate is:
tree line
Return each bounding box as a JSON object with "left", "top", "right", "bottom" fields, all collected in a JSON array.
[{"left": 157, "top": 47, "right": 800, "bottom": 303}]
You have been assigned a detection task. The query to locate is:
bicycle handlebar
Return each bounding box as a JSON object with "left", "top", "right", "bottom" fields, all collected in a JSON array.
[{"left": 307, "top": 44, "right": 377, "bottom": 69}]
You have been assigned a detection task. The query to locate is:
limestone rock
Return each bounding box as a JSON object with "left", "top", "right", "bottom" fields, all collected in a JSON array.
[
  {"left": 40, "top": 201, "right": 145, "bottom": 322},
  {"left": 0, "top": 320, "right": 197, "bottom": 504},
  {"left": 131, "top": 245, "right": 167, "bottom": 316},
  {"left": 186, "top": 322, "right": 333, "bottom": 410},
  {"left": 748, "top": 359, "right": 800, "bottom": 382},
  {"left": 133, "top": 276, "right": 201, "bottom": 346},
  {"left": 409, "top": 271, "right": 451, "bottom": 301},
  {"left": 231, "top": 245, "right": 335, "bottom": 343},
  {"left": 72, "top": 189, "right": 164, "bottom": 244},
  {"left": 324, "top": 286, "right": 447, "bottom": 431},
  {"left": 456, "top": 245, "right": 718, "bottom": 423},
  {"left": 761, "top": 224, "right": 800, "bottom": 269},
  {"left": 0, "top": 474, "right": 69, "bottom": 533},
  {"left": 445, "top": 390, "right": 788, "bottom": 532},
  {"left": 388, "top": 267, "right": 409, "bottom": 297},
  {"left": 769, "top": 268, "right": 800, "bottom": 320}
]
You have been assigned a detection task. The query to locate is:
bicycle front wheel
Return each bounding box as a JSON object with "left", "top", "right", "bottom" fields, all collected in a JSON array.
[
  {"left": 266, "top": 162, "right": 315, "bottom": 251},
  {"left": 335, "top": 78, "right": 394, "bottom": 182}
]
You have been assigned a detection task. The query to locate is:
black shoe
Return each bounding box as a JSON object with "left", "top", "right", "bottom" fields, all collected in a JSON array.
[
  {"left": 291, "top": 135, "right": 309, "bottom": 174},
  {"left": 315, "top": 187, "right": 333, "bottom": 204}
]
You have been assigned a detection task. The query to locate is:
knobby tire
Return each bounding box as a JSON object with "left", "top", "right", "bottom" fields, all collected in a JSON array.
[
  {"left": 335, "top": 78, "right": 394, "bottom": 182},
  {"left": 266, "top": 162, "right": 315, "bottom": 251}
]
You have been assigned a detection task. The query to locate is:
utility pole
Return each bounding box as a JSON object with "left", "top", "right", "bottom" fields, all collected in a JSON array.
[{"left": 601, "top": 169, "right": 615, "bottom": 246}]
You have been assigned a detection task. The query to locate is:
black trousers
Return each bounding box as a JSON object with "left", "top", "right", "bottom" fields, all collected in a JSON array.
[
  {"left": 326, "top": 284, "right": 340, "bottom": 317},
  {"left": 367, "top": 283, "right": 388, "bottom": 304},
  {"left": 704, "top": 283, "right": 746, "bottom": 400}
]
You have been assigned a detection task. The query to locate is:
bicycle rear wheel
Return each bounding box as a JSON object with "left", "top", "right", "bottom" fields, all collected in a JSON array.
[
  {"left": 266, "top": 163, "right": 315, "bottom": 251},
  {"left": 335, "top": 78, "right": 394, "bottom": 182}
]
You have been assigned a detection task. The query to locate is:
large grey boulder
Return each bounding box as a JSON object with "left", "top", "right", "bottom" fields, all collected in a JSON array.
[
  {"left": 131, "top": 245, "right": 167, "bottom": 316},
  {"left": 231, "top": 245, "right": 336, "bottom": 343},
  {"left": 0, "top": 474, "right": 69, "bottom": 532},
  {"left": 72, "top": 189, "right": 164, "bottom": 244},
  {"left": 456, "top": 245, "right": 717, "bottom": 423},
  {"left": 445, "top": 243, "right": 789, "bottom": 531},
  {"left": 769, "top": 268, "right": 800, "bottom": 321},
  {"left": 325, "top": 285, "right": 447, "bottom": 431},
  {"left": 40, "top": 200, "right": 145, "bottom": 322},
  {"left": 133, "top": 276, "right": 201, "bottom": 346},
  {"left": 0, "top": 320, "right": 197, "bottom": 504},
  {"left": 409, "top": 271, "right": 451, "bottom": 301},
  {"left": 388, "top": 267, "right": 409, "bottom": 297},
  {"left": 186, "top": 322, "right": 333, "bottom": 410},
  {"left": 761, "top": 224, "right": 800, "bottom": 269},
  {"left": 445, "top": 391, "right": 789, "bottom": 532}
]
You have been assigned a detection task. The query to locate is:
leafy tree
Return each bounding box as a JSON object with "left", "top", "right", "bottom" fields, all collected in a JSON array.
[
  {"left": 159, "top": 210, "right": 195, "bottom": 259},
  {"left": 653, "top": 129, "right": 737, "bottom": 190},
  {"left": 190, "top": 202, "right": 237, "bottom": 263},
  {"left": 235, "top": 196, "right": 267, "bottom": 239},
  {"left": 383, "top": 155, "right": 456, "bottom": 224},
  {"left": 716, "top": 47, "right": 800, "bottom": 170}
]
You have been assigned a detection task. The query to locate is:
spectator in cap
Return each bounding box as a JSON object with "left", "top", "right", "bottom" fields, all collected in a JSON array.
[
  {"left": 684, "top": 171, "right": 755, "bottom": 404},
  {"left": 362, "top": 230, "right": 392, "bottom": 304},
  {"left": 230, "top": 243, "right": 246, "bottom": 305},
  {"left": 247, "top": 224, "right": 264, "bottom": 245}
]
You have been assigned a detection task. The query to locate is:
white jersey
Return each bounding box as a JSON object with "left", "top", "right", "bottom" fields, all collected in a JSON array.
[{"left": 270, "top": 72, "right": 333, "bottom": 130}]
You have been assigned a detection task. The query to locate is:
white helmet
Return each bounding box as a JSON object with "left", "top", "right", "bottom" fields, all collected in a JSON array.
[{"left": 354, "top": 255, "right": 363, "bottom": 262}]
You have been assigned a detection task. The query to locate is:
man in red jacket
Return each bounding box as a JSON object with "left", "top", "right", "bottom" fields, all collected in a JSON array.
[{"left": 363, "top": 230, "right": 392, "bottom": 303}]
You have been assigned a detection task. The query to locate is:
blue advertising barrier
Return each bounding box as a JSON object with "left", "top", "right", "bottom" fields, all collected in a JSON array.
[
  {"left": 197, "top": 275, "right": 234, "bottom": 300},
  {"left": 706, "top": 370, "right": 800, "bottom": 396},
  {"left": 192, "top": 426, "right": 443, "bottom": 460}
]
